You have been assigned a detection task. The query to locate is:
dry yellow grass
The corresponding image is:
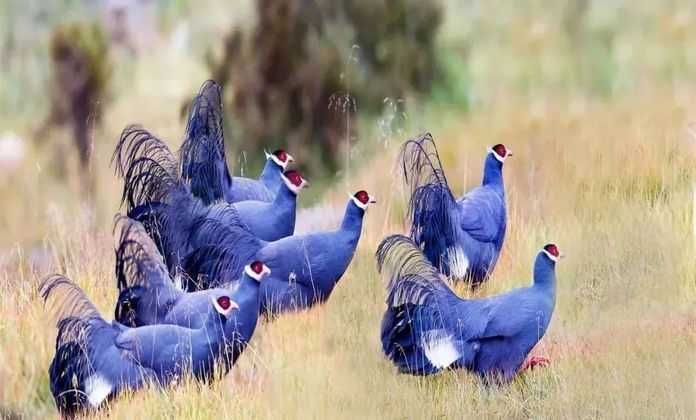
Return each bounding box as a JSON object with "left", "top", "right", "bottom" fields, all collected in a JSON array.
[{"left": 1, "top": 79, "right": 695, "bottom": 419}]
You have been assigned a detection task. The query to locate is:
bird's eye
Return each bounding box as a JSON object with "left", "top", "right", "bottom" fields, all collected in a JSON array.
[
  {"left": 251, "top": 261, "right": 264, "bottom": 274},
  {"left": 354, "top": 190, "right": 369, "bottom": 204},
  {"left": 274, "top": 150, "right": 287, "bottom": 162},
  {"left": 544, "top": 244, "right": 559, "bottom": 258},
  {"left": 217, "top": 296, "right": 231, "bottom": 310},
  {"left": 493, "top": 144, "right": 507, "bottom": 158}
]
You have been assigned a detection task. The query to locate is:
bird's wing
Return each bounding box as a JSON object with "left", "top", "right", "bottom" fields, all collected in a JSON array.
[
  {"left": 179, "top": 80, "right": 232, "bottom": 205},
  {"left": 476, "top": 288, "right": 540, "bottom": 339},
  {"left": 230, "top": 177, "right": 272, "bottom": 202},
  {"left": 456, "top": 187, "right": 505, "bottom": 243}
]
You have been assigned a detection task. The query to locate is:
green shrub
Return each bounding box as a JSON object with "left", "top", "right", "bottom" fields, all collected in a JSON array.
[{"left": 208, "top": 0, "right": 443, "bottom": 175}]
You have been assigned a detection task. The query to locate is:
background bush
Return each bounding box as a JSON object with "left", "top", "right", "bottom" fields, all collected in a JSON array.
[{"left": 208, "top": 0, "right": 443, "bottom": 175}]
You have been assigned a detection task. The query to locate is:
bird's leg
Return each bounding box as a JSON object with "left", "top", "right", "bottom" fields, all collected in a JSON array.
[{"left": 521, "top": 355, "right": 550, "bottom": 371}]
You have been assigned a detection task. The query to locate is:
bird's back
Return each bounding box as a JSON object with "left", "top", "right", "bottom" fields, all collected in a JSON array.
[{"left": 229, "top": 176, "right": 273, "bottom": 202}]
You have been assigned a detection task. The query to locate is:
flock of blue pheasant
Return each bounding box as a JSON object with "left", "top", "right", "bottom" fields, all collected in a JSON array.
[{"left": 42, "top": 81, "right": 562, "bottom": 415}]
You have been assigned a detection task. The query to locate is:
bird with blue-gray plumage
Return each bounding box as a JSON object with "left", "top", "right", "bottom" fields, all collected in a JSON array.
[
  {"left": 179, "top": 80, "right": 294, "bottom": 204},
  {"left": 400, "top": 133, "right": 512, "bottom": 286},
  {"left": 184, "top": 190, "right": 376, "bottom": 317},
  {"left": 377, "top": 234, "right": 560, "bottom": 381},
  {"left": 111, "top": 215, "right": 269, "bottom": 370},
  {"left": 42, "top": 273, "right": 239, "bottom": 416},
  {"left": 112, "top": 126, "right": 301, "bottom": 281},
  {"left": 116, "top": 125, "right": 306, "bottom": 242}
]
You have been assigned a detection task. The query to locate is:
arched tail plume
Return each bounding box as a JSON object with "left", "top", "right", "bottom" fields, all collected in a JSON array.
[
  {"left": 399, "top": 133, "right": 458, "bottom": 275},
  {"left": 180, "top": 80, "right": 232, "bottom": 205}
]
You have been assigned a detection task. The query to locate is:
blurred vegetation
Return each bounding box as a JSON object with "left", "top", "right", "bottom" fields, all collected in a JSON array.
[
  {"left": 0, "top": 0, "right": 696, "bottom": 183},
  {"left": 31, "top": 21, "right": 112, "bottom": 193},
  {"left": 207, "top": 0, "right": 442, "bottom": 175}
]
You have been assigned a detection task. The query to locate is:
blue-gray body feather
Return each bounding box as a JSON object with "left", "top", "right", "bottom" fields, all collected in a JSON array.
[
  {"left": 228, "top": 158, "right": 284, "bottom": 203},
  {"left": 378, "top": 235, "right": 556, "bottom": 380},
  {"left": 400, "top": 133, "right": 507, "bottom": 285},
  {"left": 178, "top": 81, "right": 284, "bottom": 204},
  {"left": 256, "top": 199, "right": 365, "bottom": 316},
  {"left": 43, "top": 275, "right": 230, "bottom": 416},
  {"left": 113, "top": 216, "right": 261, "bottom": 371}
]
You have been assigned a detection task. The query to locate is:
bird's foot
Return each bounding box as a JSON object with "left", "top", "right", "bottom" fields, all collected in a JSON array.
[{"left": 522, "top": 355, "right": 550, "bottom": 371}]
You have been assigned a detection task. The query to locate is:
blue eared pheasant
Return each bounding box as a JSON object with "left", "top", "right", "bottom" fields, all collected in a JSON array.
[
  {"left": 400, "top": 133, "right": 512, "bottom": 285},
  {"left": 377, "top": 235, "right": 560, "bottom": 381},
  {"left": 112, "top": 216, "right": 270, "bottom": 370},
  {"left": 42, "top": 274, "right": 238, "bottom": 416},
  {"left": 112, "top": 126, "right": 302, "bottom": 278},
  {"left": 184, "top": 190, "right": 377, "bottom": 317},
  {"left": 179, "top": 80, "right": 294, "bottom": 204}
]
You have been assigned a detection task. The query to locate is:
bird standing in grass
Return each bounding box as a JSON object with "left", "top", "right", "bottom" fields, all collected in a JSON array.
[
  {"left": 400, "top": 133, "right": 511, "bottom": 286},
  {"left": 185, "top": 190, "right": 377, "bottom": 317},
  {"left": 179, "top": 80, "right": 294, "bottom": 204},
  {"left": 42, "top": 274, "right": 238, "bottom": 416},
  {"left": 112, "top": 126, "right": 300, "bottom": 278},
  {"left": 377, "top": 235, "right": 559, "bottom": 381},
  {"left": 112, "top": 215, "right": 270, "bottom": 369}
]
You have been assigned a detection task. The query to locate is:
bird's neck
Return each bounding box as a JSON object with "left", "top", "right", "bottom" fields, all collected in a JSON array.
[
  {"left": 234, "top": 276, "right": 261, "bottom": 309},
  {"left": 340, "top": 201, "right": 365, "bottom": 233},
  {"left": 201, "top": 311, "right": 227, "bottom": 340},
  {"left": 533, "top": 254, "right": 556, "bottom": 294},
  {"left": 259, "top": 159, "right": 281, "bottom": 185},
  {"left": 273, "top": 180, "right": 298, "bottom": 208},
  {"left": 481, "top": 154, "right": 504, "bottom": 191}
]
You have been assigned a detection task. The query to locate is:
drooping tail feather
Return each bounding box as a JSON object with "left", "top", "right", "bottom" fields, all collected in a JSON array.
[
  {"left": 41, "top": 275, "right": 111, "bottom": 416},
  {"left": 112, "top": 126, "right": 180, "bottom": 212},
  {"left": 48, "top": 318, "right": 95, "bottom": 416},
  {"left": 113, "top": 215, "right": 178, "bottom": 325},
  {"left": 40, "top": 274, "right": 101, "bottom": 323},
  {"left": 180, "top": 80, "right": 232, "bottom": 205},
  {"left": 113, "top": 125, "right": 207, "bottom": 271},
  {"left": 376, "top": 234, "right": 450, "bottom": 307},
  {"left": 399, "top": 133, "right": 458, "bottom": 275},
  {"left": 376, "top": 235, "right": 454, "bottom": 375},
  {"left": 182, "top": 216, "right": 264, "bottom": 290},
  {"left": 113, "top": 214, "right": 171, "bottom": 293}
]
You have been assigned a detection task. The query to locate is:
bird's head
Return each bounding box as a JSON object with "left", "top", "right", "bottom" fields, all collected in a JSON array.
[
  {"left": 211, "top": 294, "right": 239, "bottom": 319},
  {"left": 541, "top": 243, "right": 563, "bottom": 263},
  {"left": 350, "top": 190, "right": 377, "bottom": 210},
  {"left": 245, "top": 260, "right": 271, "bottom": 282},
  {"left": 488, "top": 144, "right": 513, "bottom": 163},
  {"left": 266, "top": 149, "right": 294, "bottom": 170},
  {"left": 281, "top": 169, "right": 309, "bottom": 194}
]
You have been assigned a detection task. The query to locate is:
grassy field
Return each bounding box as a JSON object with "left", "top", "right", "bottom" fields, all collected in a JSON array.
[
  {"left": 1, "top": 82, "right": 695, "bottom": 418},
  {"left": 2, "top": 1, "right": 696, "bottom": 419}
]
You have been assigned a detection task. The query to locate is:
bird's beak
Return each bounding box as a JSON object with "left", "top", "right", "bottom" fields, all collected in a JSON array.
[
  {"left": 559, "top": 252, "right": 565, "bottom": 258},
  {"left": 287, "top": 153, "right": 295, "bottom": 163},
  {"left": 506, "top": 150, "right": 513, "bottom": 158},
  {"left": 303, "top": 179, "right": 310, "bottom": 188},
  {"left": 263, "top": 266, "right": 272, "bottom": 276},
  {"left": 229, "top": 300, "right": 240, "bottom": 310},
  {"left": 369, "top": 195, "right": 377, "bottom": 204}
]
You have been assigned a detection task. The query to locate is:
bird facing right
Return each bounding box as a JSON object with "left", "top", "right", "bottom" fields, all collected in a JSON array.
[
  {"left": 400, "top": 133, "right": 511, "bottom": 286},
  {"left": 377, "top": 234, "right": 560, "bottom": 382}
]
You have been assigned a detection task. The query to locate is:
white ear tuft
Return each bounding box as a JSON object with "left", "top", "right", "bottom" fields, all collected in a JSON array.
[
  {"left": 487, "top": 146, "right": 506, "bottom": 163},
  {"left": 542, "top": 249, "right": 559, "bottom": 262}
]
